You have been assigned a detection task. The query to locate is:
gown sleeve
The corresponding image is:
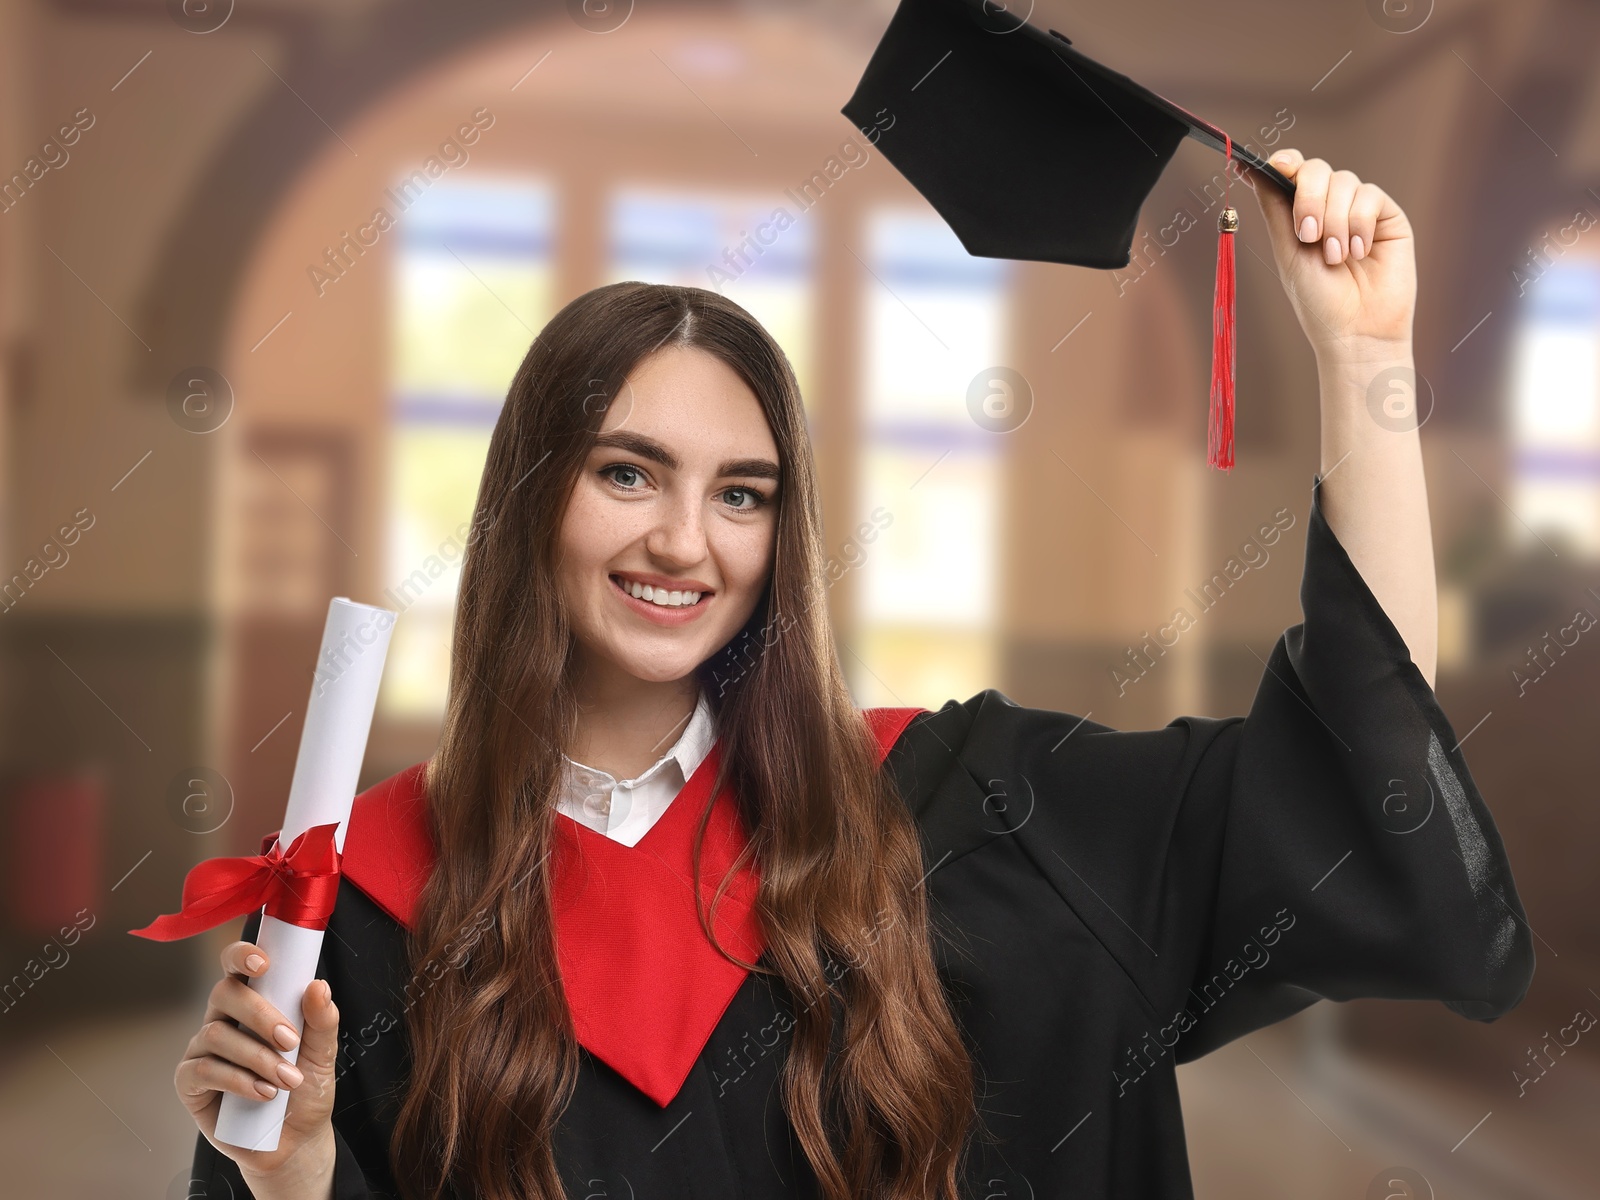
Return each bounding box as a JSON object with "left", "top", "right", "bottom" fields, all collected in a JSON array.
[
  {"left": 1167, "top": 471, "right": 1535, "bottom": 1058},
  {"left": 958, "top": 471, "right": 1536, "bottom": 1062},
  {"left": 186, "top": 907, "right": 390, "bottom": 1200}
]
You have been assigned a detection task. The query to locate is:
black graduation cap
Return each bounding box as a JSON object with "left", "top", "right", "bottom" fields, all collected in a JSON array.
[{"left": 841, "top": 0, "right": 1298, "bottom": 471}]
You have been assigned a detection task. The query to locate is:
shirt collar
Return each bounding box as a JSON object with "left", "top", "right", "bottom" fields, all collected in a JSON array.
[{"left": 562, "top": 689, "right": 717, "bottom": 788}]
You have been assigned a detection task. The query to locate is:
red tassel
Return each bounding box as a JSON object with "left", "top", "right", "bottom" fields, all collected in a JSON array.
[
  {"left": 1207, "top": 131, "right": 1238, "bottom": 472},
  {"left": 1208, "top": 206, "right": 1237, "bottom": 471}
]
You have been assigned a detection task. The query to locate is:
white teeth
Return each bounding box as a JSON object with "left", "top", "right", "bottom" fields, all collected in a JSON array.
[{"left": 617, "top": 576, "right": 703, "bottom": 607}]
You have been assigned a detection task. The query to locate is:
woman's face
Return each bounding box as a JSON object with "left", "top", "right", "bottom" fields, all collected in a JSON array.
[{"left": 556, "top": 344, "right": 781, "bottom": 692}]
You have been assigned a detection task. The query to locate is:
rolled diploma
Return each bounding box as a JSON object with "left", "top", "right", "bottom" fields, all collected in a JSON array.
[{"left": 214, "top": 596, "right": 397, "bottom": 1152}]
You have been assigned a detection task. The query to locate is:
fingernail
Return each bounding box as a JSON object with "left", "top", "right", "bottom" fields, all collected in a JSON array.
[
  {"left": 1270, "top": 152, "right": 1292, "bottom": 167},
  {"left": 273, "top": 1024, "right": 300, "bottom": 1050},
  {"left": 245, "top": 954, "right": 265, "bottom": 973},
  {"left": 1299, "top": 215, "right": 1318, "bottom": 242},
  {"left": 1351, "top": 234, "right": 1365, "bottom": 259},
  {"left": 254, "top": 1080, "right": 278, "bottom": 1099},
  {"left": 1324, "top": 236, "right": 1341, "bottom": 265},
  {"left": 277, "top": 1062, "right": 304, "bottom": 1088}
]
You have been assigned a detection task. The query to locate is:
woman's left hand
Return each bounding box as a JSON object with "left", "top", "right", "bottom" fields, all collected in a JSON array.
[{"left": 1246, "top": 149, "right": 1416, "bottom": 365}]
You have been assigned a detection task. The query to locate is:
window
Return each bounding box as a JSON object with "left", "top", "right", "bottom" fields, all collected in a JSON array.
[
  {"left": 1510, "top": 257, "right": 1600, "bottom": 558},
  {"left": 853, "top": 210, "right": 1010, "bottom": 708},
  {"left": 382, "top": 177, "right": 557, "bottom": 718},
  {"left": 607, "top": 187, "right": 816, "bottom": 407}
]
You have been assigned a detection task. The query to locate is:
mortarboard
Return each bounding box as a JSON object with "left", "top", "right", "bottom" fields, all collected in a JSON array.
[{"left": 841, "top": 0, "right": 1298, "bottom": 471}]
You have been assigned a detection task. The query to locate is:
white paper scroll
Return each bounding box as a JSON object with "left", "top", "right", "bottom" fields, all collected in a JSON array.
[{"left": 214, "top": 597, "right": 396, "bottom": 1152}]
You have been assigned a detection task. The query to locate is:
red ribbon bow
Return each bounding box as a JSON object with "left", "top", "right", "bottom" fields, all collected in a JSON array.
[{"left": 128, "top": 822, "right": 343, "bottom": 942}]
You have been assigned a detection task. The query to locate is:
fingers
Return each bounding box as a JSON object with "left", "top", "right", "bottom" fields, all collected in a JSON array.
[
  {"left": 180, "top": 949, "right": 337, "bottom": 1125},
  {"left": 182, "top": 1017, "right": 305, "bottom": 1100},
  {"left": 1267, "top": 147, "right": 1304, "bottom": 179},
  {"left": 1348, "top": 182, "right": 1385, "bottom": 260},
  {"left": 221, "top": 938, "right": 266, "bottom": 982},
  {"left": 284, "top": 979, "right": 340, "bottom": 1107},
  {"left": 1289, "top": 156, "right": 1332, "bottom": 246},
  {"left": 1320, "top": 170, "right": 1361, "bottom": 264},
  {"left": 1248, "top": 159, "right": 1298, "bottom": 263},
  {"left": 294, "top": 980, "right": 342, "bottom": 1081},
  {"left": 1264, "top": 150, "right": 1404, "bottom": 264},
  {"left": 203, "top": 945, "right": 302, "bottom": 1054},
  {"left": 176, "top": 1049, "right": 283, "bottom": 1108}
]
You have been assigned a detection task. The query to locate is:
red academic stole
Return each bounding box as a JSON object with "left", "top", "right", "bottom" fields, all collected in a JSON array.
[{"left": 334, "top": 706, "right": 927, "bottom": 1107}]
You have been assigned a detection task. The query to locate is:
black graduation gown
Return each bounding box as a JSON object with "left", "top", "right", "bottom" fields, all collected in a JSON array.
[{"left": 189, "top": 473, "right": 1535, "bottom": 1199}]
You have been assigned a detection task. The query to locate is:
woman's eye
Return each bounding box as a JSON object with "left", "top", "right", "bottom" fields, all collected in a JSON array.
[
  {"left": 601, "top": 464, "right": 647, "bottom": 491},
  {"left": 721, "top": 487, "right": 769, "bottom": 511}
]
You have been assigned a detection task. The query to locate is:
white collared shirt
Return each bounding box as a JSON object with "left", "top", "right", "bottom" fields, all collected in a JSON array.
[{"left": 557, "top": 691, "right": 717, "bottom": 847}]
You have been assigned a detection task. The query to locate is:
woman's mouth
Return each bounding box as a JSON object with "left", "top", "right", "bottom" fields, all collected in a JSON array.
[{"left": 608, "top": 573, "right": 712, "bottom": 626}]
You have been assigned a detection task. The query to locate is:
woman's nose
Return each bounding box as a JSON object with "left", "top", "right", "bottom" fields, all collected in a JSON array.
[{"left": 646, "top": 500, "right": 708, "bottom": 563}]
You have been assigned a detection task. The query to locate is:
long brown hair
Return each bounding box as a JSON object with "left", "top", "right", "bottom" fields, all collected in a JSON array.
[{"left": 391, "top": 281, "right": 982, "bottom": 1200}]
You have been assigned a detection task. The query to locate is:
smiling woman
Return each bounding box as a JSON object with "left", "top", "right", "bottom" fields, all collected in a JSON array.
[
  {"left": 368, "top": 283, "right": 977, "bottom": 1198},
  {"left": 555, "top": 346, "right": 782, "bottom": 691},
  {"left": 181, "top": 281, "right": 1534, "bottom": 1200}
]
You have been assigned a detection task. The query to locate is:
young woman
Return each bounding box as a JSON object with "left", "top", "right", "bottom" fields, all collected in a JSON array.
[{"left": 175, "top": 151, "right": 1534, "bottom": 1199}]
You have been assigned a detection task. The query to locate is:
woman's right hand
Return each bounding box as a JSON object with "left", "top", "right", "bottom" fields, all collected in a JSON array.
[{"left": 176, "top": 939, "right": 341, "bottom": 1192}]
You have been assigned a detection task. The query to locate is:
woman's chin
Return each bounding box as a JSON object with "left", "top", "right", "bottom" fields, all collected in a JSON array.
[{"left": 606, "top": 640, "right": 711, "bottom": 686}]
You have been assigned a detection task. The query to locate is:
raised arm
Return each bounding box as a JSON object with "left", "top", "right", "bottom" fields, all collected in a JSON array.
[{"left": 1248, "top": 148, "right": 1438, "bottom": 688}]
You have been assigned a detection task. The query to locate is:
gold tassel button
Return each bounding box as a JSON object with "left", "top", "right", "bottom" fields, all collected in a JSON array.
[{"left": 1218, "top": 206, "right": 1239, "bottom": 233}]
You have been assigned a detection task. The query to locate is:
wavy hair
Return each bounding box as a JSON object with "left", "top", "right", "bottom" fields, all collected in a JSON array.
[{"left": 391, "top": 281, "right": 984, "bottom": 1199}]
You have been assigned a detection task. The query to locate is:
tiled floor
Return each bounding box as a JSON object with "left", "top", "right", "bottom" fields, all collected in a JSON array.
[{"left": 1, "top": 996, "right": 1589, "bottom": 1199}]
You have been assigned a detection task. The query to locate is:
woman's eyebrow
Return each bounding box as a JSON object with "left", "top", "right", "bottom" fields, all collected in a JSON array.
[
  {"left": 722, "top": 457, "right": 781, "bottom": 482},
  {"left": 592, "top": 430, "right": 673, "bottom": 467},
  {"left": 591, "top": 430, "right": 780, "bottom": 481}
]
